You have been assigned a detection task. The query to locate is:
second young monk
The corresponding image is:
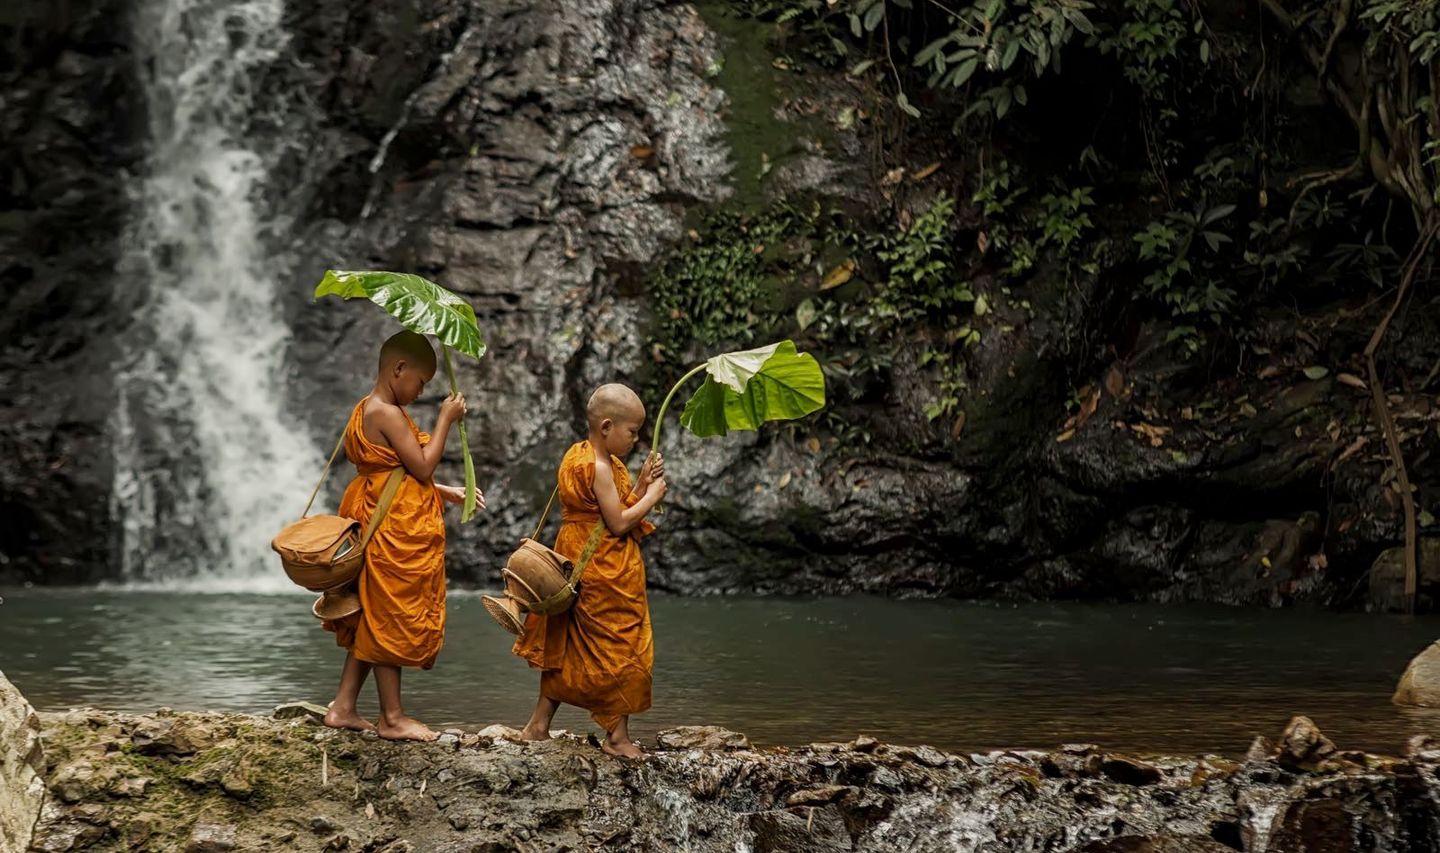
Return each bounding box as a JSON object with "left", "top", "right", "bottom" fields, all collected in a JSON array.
[
  {"left": 512, "top": 383, "right": 666, "bottom": 758},
  {"left": 322, "top": 330, "right": 483, "bottom": 742}
]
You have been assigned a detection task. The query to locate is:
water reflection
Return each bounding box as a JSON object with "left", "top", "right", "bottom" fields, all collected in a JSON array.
[{"left": 3, "top": 589, "right": 1439, "bottom": 755}]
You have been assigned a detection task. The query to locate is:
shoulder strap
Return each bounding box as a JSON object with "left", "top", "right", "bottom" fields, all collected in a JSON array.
[
  {"left": 301, "top": 410, "right": 405, "bottom": 538},
  {"left": 360, "top": 467, "right": 407, "bottom": 548},
  {"left": 531, "top": 485, "right": 559, "bottom": 541},
  {"left": 567, "top": 520, "right": 607, "bottom": 585},
  {"left": 530, "top": 448, "right": 641, "bottom": 606},
  {"left": 302, "top": 427, "right": 348, "bottom": 519}
]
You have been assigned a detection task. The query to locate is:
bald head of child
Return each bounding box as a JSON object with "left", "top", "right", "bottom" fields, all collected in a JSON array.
[
  {"left": 377, "top": 330, "right": 437, "bottom": 406},
  {"left": 587, "top": 383, "right": 645, "bottom": 459}
]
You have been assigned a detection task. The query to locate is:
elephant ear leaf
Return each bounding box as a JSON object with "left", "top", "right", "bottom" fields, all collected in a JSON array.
[
  {"left": 314, "top": 269, "right": 486, "bottom": 360},
  {"left": 678, "top": 341, "right": 827, "bottom": 438}
]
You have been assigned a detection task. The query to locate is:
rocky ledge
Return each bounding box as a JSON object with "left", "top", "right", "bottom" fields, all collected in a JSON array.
[{"left": 4, "top": 679, "right": 1439, "bottom": 851}]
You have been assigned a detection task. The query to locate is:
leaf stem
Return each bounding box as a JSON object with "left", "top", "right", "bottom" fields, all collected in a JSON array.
[
  {"left": 442, "top": 344, "right": 478, "bottom": 522},
  {"left": 651, "top": 363, "right": 710, "bottom": 456}
]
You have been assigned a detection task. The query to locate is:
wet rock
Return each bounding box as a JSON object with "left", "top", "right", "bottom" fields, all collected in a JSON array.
[
  {"left": 28, "top": 806, "right": 108, "bottom": 853},
  {"left": 309, "top": 816, "right": 339, "bottom": 835},
  {"left": 747, "top": 806, "right": 851, "bottom": 852},
  {"left": 111, "top": 775, "right": 152, "bottom": 798},
  {"left": 1393, "top": 640, "right": 1440, "bottom": 706},
  {"left": 273, "top": 701, "right": 329, "bottom": 721},
  {"left": 22, "top": 691, "right": 1440, "bottom": 853},
  {"left": 219, "top": 754, "right": 257, "bottom": 798},
  {"left": 123, "top": 811, "right": 161, "bottom": 849},
  {"left": 785, "top": 784, "right": 856, "bottom": 807},
  {"left": 130, "top": 716, "right": 215, "bottom": 756},
  {"left": 476, "top": 724, "right": 523, "bottom": 742},
  {"left": 1275, "top": 716, "right": 1337, "bottom": 770},
  {"left": 1244, "top": 736, "right": 1275, "bottom": 763},
  {"left": 1097, "top": 754, "right": 1164, "bottom": 786},
  {"left": 1406, "top": 734, "right": 1440, "bottom": 762},
  {"left": 1368, "top": 538, "right": 1440, "bottom": 612},
  {"left": 1077, "top": 837, "right": 1235, "bottom": 852},
  {"left": 879, "top": 744, "right": 952, "bottom": 767},
  {"left": 0, "top": 671, "right": 46, "bottom": 852},
  {"left": 187, "top": 822, "right": 237, "bottom": 852},
  {"left": 656, "top": 726, "right": 751, "bottom": 751},
  {"left": 850, "top": 735, "right": 879, "bottom": 752},
  {"left": 50, "top": 758, "right": 104, "bottom": 803}
]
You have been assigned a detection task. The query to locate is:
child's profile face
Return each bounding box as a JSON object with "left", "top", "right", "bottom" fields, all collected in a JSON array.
[
  {"left": 392, "top": 360, "right": 436, "bottom": 406},
  {"left": 601, "top": 413, "right": 644, "bottom": 458}
]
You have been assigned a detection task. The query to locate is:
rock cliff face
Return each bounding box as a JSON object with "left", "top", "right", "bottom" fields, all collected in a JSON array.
[
  {"left": 2, "top": 0, "right": 1436, "bottom": 607},
  {"left": 8, "top": 671, "right": 1440, "bottom": 852},
  {"left": 0, "top": 2, "right": 140, "bottom": 583}
]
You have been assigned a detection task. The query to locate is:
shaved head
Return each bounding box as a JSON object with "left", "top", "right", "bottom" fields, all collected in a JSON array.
[
  {"left": 586, "top": 383, "right": 644, "bottom": 431},
  {"left": 378, "top": 330, "right": 437, "bottom": 373}
]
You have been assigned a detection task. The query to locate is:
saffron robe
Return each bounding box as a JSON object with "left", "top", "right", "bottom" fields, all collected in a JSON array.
[
  {"left": 324, "top": 396, "right": 447, "bottom": 669},
  {"left": 513, "top": 440, "right": 655, "bottom": 730}
]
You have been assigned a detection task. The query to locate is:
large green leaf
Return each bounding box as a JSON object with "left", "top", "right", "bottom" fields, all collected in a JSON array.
[
  {"left": 677, "top": 341, "right": 827, "bottom": 439},
  {"left": 314, "top": 269, "right": 485, "bottom": 522},
  {"left": 314, "top": 270, "right": 486, "bottom": 359}
]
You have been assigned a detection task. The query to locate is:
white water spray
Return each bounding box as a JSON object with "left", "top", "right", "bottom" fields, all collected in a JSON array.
[{"left": 110, "top": 0, "right": 322, "bottom": 591}]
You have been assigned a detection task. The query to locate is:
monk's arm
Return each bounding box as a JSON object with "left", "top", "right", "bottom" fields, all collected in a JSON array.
[
  {"left": 375, "top": 406, "right": 454, "bottom": 484},
  {"left": 593, "top": 455, "right": 662, "bottom": 536}
]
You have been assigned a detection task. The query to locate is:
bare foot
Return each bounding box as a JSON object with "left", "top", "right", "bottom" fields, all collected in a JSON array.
[
  {"left": 377, "top": 716, "right": 438, "bottom": 742},
  {"left": 322, "top": 708, "right": 376, "bottom": 733},
  {"left": 601, "top": 736, "right": 644, "bottom": 760},
  {"left": 519, "top": 723, "right": 551, "bottom": 742}
]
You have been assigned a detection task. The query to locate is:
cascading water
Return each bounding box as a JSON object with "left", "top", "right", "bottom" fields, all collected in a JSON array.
[{"left": 110, "top": 0, "right": 323, "bottom": 591}]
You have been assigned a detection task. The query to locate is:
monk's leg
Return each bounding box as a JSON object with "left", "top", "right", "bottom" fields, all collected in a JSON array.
[
  {"left": 324, "top": 651, "right": 376, "bottom": 732},
  {"left": 373, "top": 664, "right": 438, "bottom": 742},
  {"left": 519, "top": 692, "right": 559, "bottom": 741},
  {"left": 601, "top": 716, "right": 644, "bottom": 760}
]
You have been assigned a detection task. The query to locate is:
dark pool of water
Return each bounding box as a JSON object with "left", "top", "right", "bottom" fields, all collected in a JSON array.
[{"left": 2, "top": 589, "right": 1438, "bottom": 755}]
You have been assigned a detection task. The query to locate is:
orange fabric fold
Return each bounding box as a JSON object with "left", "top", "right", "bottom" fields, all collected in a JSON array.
[
  {"left": 323, "top": 397, "right": 447, "bottom": 670},
  {"left": 512, "top": 440, "right": 654, "bottom": 730}
]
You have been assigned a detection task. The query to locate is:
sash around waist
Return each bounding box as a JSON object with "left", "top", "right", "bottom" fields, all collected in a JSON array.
[{"left": 561, "top": 512, "right": 601, "bottom": 525}]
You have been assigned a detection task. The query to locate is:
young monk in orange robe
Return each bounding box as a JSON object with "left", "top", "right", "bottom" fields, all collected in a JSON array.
[
  {"left": 513, "top": 383, "right": 666, "bottom": 758},
  {"left": 321, "top": 330, "right": 483, "bottom": 742}
]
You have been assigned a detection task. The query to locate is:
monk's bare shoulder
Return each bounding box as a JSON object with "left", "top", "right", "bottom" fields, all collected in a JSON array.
[
  {"left": 362, "top": 398, "right": 407, "bottom": 447},
  {"left": 590, "top": 447, "right": 614, "bottom": 483}
]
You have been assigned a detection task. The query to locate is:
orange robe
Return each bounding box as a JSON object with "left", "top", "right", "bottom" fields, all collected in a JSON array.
[
  {"left": 324, "top": 396, "right": 447, "bottom": 669},
  {"left": 513, "top": 440, "right": 655, "bottom": 730}
]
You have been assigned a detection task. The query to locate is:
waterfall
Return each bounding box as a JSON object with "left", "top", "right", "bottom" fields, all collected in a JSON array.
[{"left": 110, "top": 0, "right": 323, "bottom": 591}]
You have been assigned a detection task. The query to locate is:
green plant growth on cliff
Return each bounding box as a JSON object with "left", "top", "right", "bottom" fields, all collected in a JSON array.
[{"left": 649, "top": 193, "right": 990, "bottom": 434}]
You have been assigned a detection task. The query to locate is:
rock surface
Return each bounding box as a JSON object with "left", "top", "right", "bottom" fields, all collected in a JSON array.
[
  {"left": 0, "top": 670, "right": 46, "bottom": 853},
  {"left": 1394, "top": 640, "right": 1440, "bottom": 707},
  {"left": 18, "top": 697, "right": 1440, "bottom": 851}
]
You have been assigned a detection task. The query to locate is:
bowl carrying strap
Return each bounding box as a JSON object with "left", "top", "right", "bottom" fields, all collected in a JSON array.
[
  {"left": 301, "top": 420, "right": 405, "bottom": 546},
  {"left": 528, "top": 483, "right": 606, "bottom": 613}
]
